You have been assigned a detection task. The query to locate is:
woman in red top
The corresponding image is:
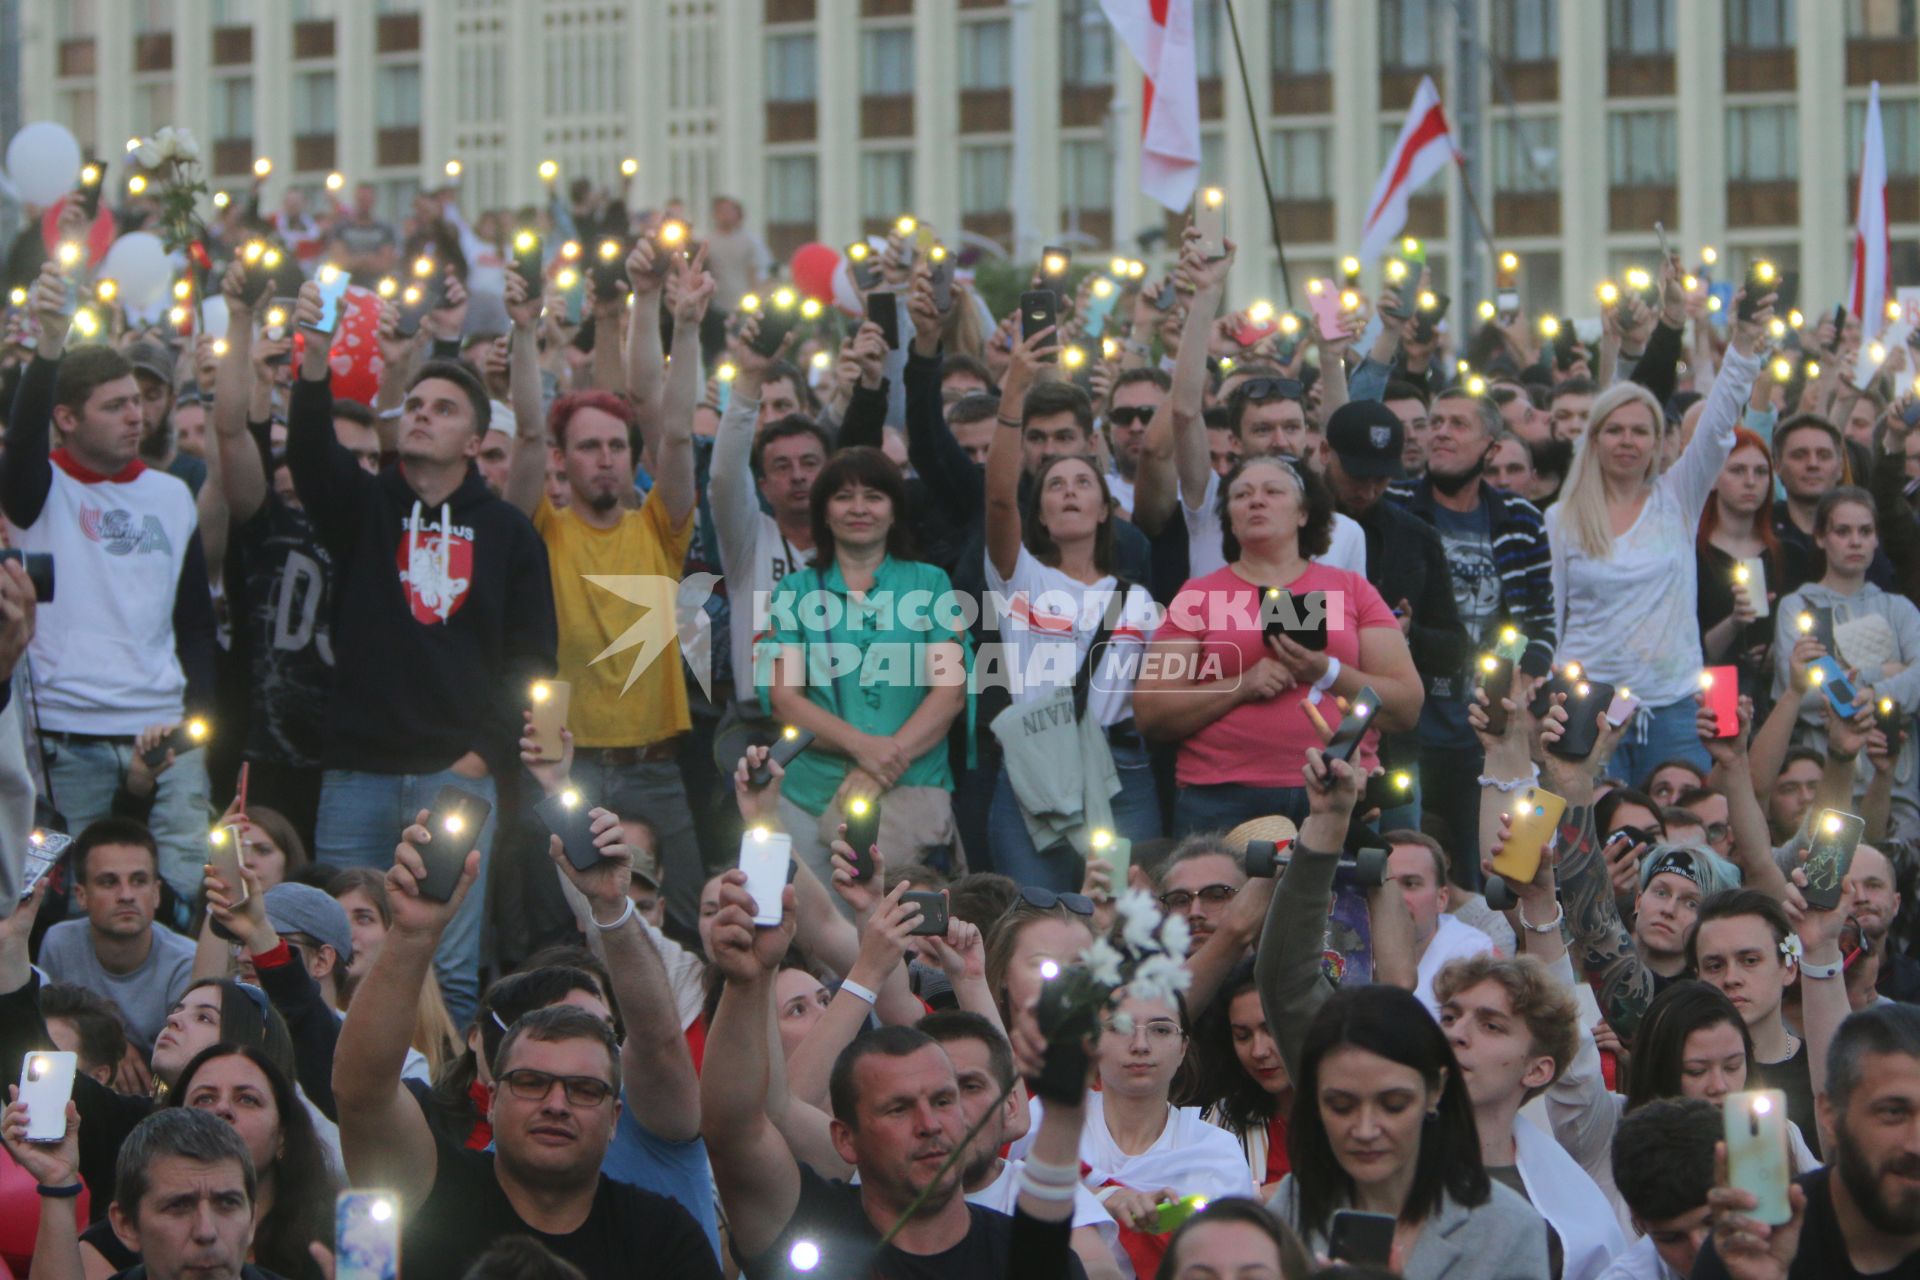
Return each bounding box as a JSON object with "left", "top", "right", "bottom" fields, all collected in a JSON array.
[
  {"left": 1134, "top": 454, "right": 1421, "bottom": 833},
  {"left": 1193, "top": 960, "right": 1295, "bottom": 1198}
]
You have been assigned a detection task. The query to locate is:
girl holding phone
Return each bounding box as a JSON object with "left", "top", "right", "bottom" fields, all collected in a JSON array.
[{"left": 1696, "top": 427, "right": 1783, "bottom": 707}]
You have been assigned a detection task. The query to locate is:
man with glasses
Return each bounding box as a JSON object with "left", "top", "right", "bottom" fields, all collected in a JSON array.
[
  {"left": 1154, "top": 836, "right": 1250, "bottom": 957},
  {"left": 1673, "top": 786, "right": 1734, "bottom": 860},
  {"left": 333, "top": 811, "right": 718, "bottom": 1278},
  {"left": 1103, "top": 368, "right": 1168, "bottom": 519}
]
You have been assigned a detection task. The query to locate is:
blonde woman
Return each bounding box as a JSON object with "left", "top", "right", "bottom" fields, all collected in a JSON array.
[{"left": 1547, "top": 264, "right": 1771, "bottom": 786}]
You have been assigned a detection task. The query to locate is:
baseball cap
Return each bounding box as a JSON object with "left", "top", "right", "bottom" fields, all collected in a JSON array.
[
  {"left": 1326, "top": 401, "right": 1406, "bottom": 480},
  {"left": 124, "top": 340, "right": 176, "bottom": 388},
  {"left": 1639, "top": 844, "right": 1740, "bottom": 900},
  {"left": 263, "top": 882, "right": 353, "bottom": 966},
  {"left": 631, "top": 837, "right": 663, "bottom": 890}
]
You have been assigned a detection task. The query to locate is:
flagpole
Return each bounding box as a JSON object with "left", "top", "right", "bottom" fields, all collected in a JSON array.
[
  {"left": 1454, "top": 157, "right": 1498, "bottom": 264},
  {"left": 1220, "top": 0, "right": 1293, "bottom": 307}
]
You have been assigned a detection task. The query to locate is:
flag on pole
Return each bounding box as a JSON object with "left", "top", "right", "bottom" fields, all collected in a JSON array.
[
  {"left": 1850, "top": 80, "right": 1891, "bottom": 337},
  {"left": 1358, "top": 76, "right": 1457, "bottom": 264},
  {"left": 1102, "top": 0, "right": 1201, "bottom": 211}
]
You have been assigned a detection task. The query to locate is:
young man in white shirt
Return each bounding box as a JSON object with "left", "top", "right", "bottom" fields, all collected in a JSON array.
[
  {"left": 1384, "top": 830, "right": 1494, "bottom": 1015},
  {"left": 1600, "top": 1097, "right": 1721, "bottom": 1280}
]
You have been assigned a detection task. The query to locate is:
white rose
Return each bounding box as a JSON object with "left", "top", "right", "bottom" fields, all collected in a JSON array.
[
  {"left": 1116, "top": 888, "right": 1162, "bottom": 952},
  {"left": 134, "top": 143, "right": 162, "bottom": 170},
  {"left": 1127, "top": 954, "right": 1192, "bottom": 1007},
  {"left": 172, "top": 128, "right": 200, "bottom": 161},
  {"left": 1083, "top": 938, "right": 1125, "bottom": 989},
  {"left": 155, "top": 126, "right": 177, "bottom": 159},
  {"left": 1157, "top": 913, "right": 1192, "bottom": 959}
]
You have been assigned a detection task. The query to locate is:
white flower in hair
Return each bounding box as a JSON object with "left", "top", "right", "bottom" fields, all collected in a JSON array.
[
  {"left": 1158, "top": 912, "right": 1192, "bottom": 959},
  {"left": 1116, "top": 888, "right": 1162, "bottom": 952},
  {"left": 1109, "top": 1011, "right": 1135, "bottom": 1036},
  {"left": 1128, "top": 954, "right": 1192, "bottom": 1007},
  {"left": 1780, "top": 933, "right": 1805, "bottom": 963},
  {"left": 1084, "top": 938, "right": 1125, "bottom": 989}
]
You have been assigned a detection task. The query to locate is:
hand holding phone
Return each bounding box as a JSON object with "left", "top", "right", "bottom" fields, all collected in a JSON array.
[
  {"left": 1019, "top": 291, "right": 1060, "bottom": 362},
  {"left": 336, "top": 1191, "right": 402, "bottom": 1280},
  {"left": 1802, "top": 810, "right": 1865, "bottom": 912},
  {"left": 1549, "top": 678, "right": 1616, "bottom": 760},
  {"left": 751, "top": 726, "right": 816, "bottom": 788},
  {"left": 1492, "top": 787, "right": 1566, "bottom": 885},
  {"left": 304, "top": 266, "right": 351, "bottom": 337},
  {"left": 17, "top": 1051, "right": 78, "bottom": 1143},
  {"left": 1724, "top": 1090, "right": 1793, "bottom": 1226},
  {"left": 418, "top": 787, "right": 491, "bottom": 903},
  {"left": 843, "top": 794, "right": 881, "bottom": 879},
  {"left": 535, "top": 787, "right": 605, "bottom": 873},
  {"left": 1328, "top": 1209, "right": 1396, "bottom": 1266},
  {"left": 1700, "top": 667, "right": 1740, "bottom": 738},
  {"left": 904, "top": 889, "right": 950, "bottom": 937},
  {"left": 739, "top": 827, "right": 793, "bottom": 927},
  {"left": 1324, "top": 688, "right": 1382, "bottom": 764}
]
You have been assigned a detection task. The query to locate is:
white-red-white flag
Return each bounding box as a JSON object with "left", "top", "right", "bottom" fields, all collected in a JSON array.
[
  {"left": 1850, "top": 80, "right": 1891, "bottom": 337},
  {"left": 1102, "top": 0, "right": 1201, "bottom": 211},
  {"left": 1359, "top": 76, "right": 1456, "bottom": 264}
]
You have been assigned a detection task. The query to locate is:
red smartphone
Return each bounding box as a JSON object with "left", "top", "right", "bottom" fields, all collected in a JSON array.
[
  {"left": 236, "top": 761, "right": 249, "bottom": 814},
  {"left": 1701, "top": 666, "right": 1740, "bottom": 738}
]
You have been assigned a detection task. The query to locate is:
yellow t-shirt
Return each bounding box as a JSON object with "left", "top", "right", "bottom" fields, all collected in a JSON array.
[{"left": 536, "top": 491, "right": 695, "bottom": 748}]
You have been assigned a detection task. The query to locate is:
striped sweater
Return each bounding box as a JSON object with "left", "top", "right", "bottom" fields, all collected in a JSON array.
[{"left": 1384, "top": 477, "right": 1557, "bottom": 653}]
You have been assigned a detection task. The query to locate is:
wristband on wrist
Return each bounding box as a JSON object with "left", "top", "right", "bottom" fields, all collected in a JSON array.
[
  {"left": 1478, "top": 765, "right": 1541, "bottom": 793},
  {"left": 1519, "top": 901, "right": 1564, "bottom": 934},
  {"left": 1313, "top": 657, "right": 1342, "bottom": 693},
  {"left": 996, "top": 414, "right": 1021, "bottom": 429},
  {"left": 1016, "top": 1172, "right": 1079, "bottom": 1203},
  {"left": 592, "top": 898, "right": 636, "bottom": 931},
  {"left": 1799, "top": 956, "right": 1843, "bottom": 980},
  {"left": 838, "top": 978, "right": 878, "bottom": 1006},
  {"left": 1021, "top": 1158, "right": 1082, "bottom": 1186},
  {"left": 36, "top": 1182, "right": 83, "bottom": 1199}
]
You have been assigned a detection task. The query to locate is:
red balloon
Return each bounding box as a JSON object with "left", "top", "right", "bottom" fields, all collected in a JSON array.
[
  {"left": 789, "top": 242, "right": 840, "bottom": 304},
  {"left": 39, "top": 197, "right": 116, "bottom": 269},
  {"left": 327, "top": 286, "right": 385, "bottom": 406}
]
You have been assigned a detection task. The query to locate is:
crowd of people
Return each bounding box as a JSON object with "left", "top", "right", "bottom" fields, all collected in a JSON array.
[{"left": 0, "top": 152, "right": 1914, "bottom": 1280}]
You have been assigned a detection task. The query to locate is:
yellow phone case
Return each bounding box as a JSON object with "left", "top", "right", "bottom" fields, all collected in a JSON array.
[{"left": 1493, "top": 786, "right": 1566, "bottom": 884}]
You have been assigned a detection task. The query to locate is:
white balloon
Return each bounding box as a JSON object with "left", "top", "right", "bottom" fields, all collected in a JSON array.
[
  {"left": 6, "top": 122, "right": 82, "bottom": 207},
  {"left": 99, "top": 232, "right": 172, "bottom": 311},
  {"left": 199, "top": 296, "right": 229, "bottom": 341}
]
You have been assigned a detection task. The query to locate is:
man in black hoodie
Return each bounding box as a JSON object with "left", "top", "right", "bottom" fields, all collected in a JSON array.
[{"left": 286, "top": 277, "right": 555, "bottom": 1027}]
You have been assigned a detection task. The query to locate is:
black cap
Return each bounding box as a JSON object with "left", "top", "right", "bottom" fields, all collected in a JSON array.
[{"left": 1326, "top": 401, "right": 1405, "bottom": 480}]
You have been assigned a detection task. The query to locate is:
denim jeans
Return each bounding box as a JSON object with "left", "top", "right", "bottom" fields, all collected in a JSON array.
[
  {"left": 1607, "top": 696, "right": 1712, "bottom": 794},
  {"left": 1172, "top": 782, "right": 1310, "bottom": 839},
  {"left": 988, "top": 741, "right": 1162, "bottom": 891},
  {"left": 45, "top": 735, "right": 212, "bottom": 904},
  {"left": 570, "top": 750, "right": 705, "bottom": 939},
  {"left": 315, "top": 768, "right": 498, "bottom": 1028}
]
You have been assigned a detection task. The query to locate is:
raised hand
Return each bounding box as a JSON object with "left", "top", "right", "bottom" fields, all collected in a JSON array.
[
  {"left": 547, "top": 806, "right": 632, "bottom": 917},
  {"left": 709, "top": 871, "right": 796, "bottom": 983},
  {"left": 385, "top": 809, "right": 479, "bottom": 939},
  {"left": 0, "top": 1089, "right": 80, "bottom": 1187}
]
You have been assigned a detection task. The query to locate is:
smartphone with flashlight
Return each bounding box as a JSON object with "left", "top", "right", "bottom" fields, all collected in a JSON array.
[
  {"left": 207, "top": 824, "right": 249, "bottom": 909},
  {"left": 143, "top": 717, "right": 210, "bottom": 769},
  {"left": 1307, "top": 281, "right": 1347, "bottom": 341},
  {"left": 305, "top": 266, "right": 350, "bottom": 336},
  {"left": 418, "top": 787, "right": 490, "bottom": 903},
  {"left": 1808, "top": 656, "right": 1862, "bottom": 717},
  {"left": 751, "top": 726, "right": 817, "bottom": 788},
  {"left": 930, "top": 247, "right": 955, "bottom": 312},
  {"left": 738, "top": 827, "right": 793, "bottom": 927},
  {"left": 20, "top": 830, "right": 70, "bottom": 902},
  {"left": 1740, "top": 261, "right": 1778, "bottom": 321},
  {"left": 1324, "top": 688, "right": 1383, "bottom": 765},
  {"left": 1550, "top": 678, "right": 1617, "bottom": 761},
  {"left": 526, "top": 680, "right": 571, "bottom": 762},
  {"left": 511, "top": 231, "right": 545, "bottom": 298},
  {"left": 1876, "top": 694, "right": 1907, "bottom": 753},
  {"left": 76, "top": 158, "right": 105, "bottom": 221},
  {"left": 1477, "top": 654, "right": 1515, "bottom": 736},
  {"left": 335, "top": 1191, "right": 402, "bottom": 1280},
  {"left": 843, "top": 794, "right": 881, "bottom": 879},
  {"left": 1802, "top": 809, "right": 1865, "bottom": 912},
  {"left": 1724, "top": 1091, "right": 1792, "bottom": 1226},
  {"left": 591, "top": 237, "right": 628, "bottom": 302},
  {"left": 1701, "top": 666, "right": 1740, "bottom": 738},
  {"left": 1494, "top": 787, "right": 1566, "bottom": 885},
  {"left": 1193, "top": 188, "right": 1226, "bottom": 259},
  {"left": 534, "top": 788, "right": 605, "bottom": 873},
  {"left": 847, "top": 241, "right": 880, "bottom": 292},
  {"left": 17, "top": 1051, "right": 77, "bottom": 1143}
]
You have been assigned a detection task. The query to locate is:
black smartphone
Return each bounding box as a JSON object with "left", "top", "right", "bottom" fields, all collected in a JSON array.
[
  {"left": 1020, "top": 290, "right": 1059, "bottom": 362},
  {"left": 1552, "top": 319, "right": 1578, "bottom": 369},
  {"left": 511, "top": 230, "right": 544, "bottom": 299},
  {"left": 419, "top": 786, "right": 491, "bottom": 903},
  {"left": 1771, "top": 271, "right": 1799, "bottom": 316},
  {"left": 1329, "top": 1209, "right": 1396, "bottom": 1267},
  {"left": 1836, "top": 303, "right": 1853, "bottom": 340},
  {"left": 750, "top": 306, "right": 801, "bottom": 359},
  {"left": 1324, "top": 688, "right": 1383, "bottom": 764},
  {"left": 1550, "top": 678, "right": 1617, "bottom": 761},
  {"left": 591, "top": 238, "right": 628, "bottom": 302},
  {"left": 1876, "top": 694, "right": 1907, "bottom": 753},
  {"left": 750, "top": 726, "right": 816, "bottom": 788},
  {"left": 1478, "top": 653, "right": 1514, "bottom": 737},
  {"left": 0, "top": 549, "right": 53, "bottom": 603},
  {"left": 1365, "top": 767, "right": 1415, "bottom": 813},
  {"left": 534, "top": 789, "right": 604, "bottom": 873},
  {"left": 904, "top": 890, "right": 949, "bottom": 937},
  {"left": 843, "top": 794, "right": 881, "bottom": 878},
  {"left": 1150, "top": 278, "right": 1178, "bottom": 312},
  {"left": 1261, "top": 588, "right": 1329, "bottom": 652},
  {"left": 76, "top": 158, "right": 104, "bottom": 221},
  {"left": 1796, "top": 605, "right": 1837, "bottom": 655},
  {"left": 1740, "top": 261, "right": 1778, "bottom": 321},
  {"left": 1803, "top": 810, "right": 1866, "bottom": 912},
  {"left": 867, "top": 291, "right": 900, "bottom": 350},
  {"left": 1412, "top": 289, "right": 1450, "bottom": 345},
  {"left": 847, "top": 241, "right": 880, "bottom": 292},
  {"left": 141, "top": 717, "right": 209, "bottom": 769},
  {"left": 394, "top": 274, "right": 444, "bottom": 339}
]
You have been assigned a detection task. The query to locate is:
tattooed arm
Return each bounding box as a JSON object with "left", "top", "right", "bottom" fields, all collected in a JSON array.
[{"left": 1554, "top": 802, "right": 1657, "bottom": 1040}]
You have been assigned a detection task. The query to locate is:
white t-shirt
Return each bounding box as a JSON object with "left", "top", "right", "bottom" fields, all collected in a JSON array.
[
  {"left": 969, "top": 1159, "right": 1124, "bottom": 1272},
  {"left": 1078, "top": 1091, "right": 1255, "bottom": 1204},
  {"left": 985, "top": 545, "right": 1159, "bottom": 727},
  {"left": 1182, "top": 470, "right": 1365, "bottom": 579},
  {"left": 1106, "top": 469, "right": 1136, "bottom": 516},
  {"left": 1415, "top": 912, "right": 1496, "bottom": 1017},
  {"left": 711, "top": 394, "right": 810, "bottom": 710}
]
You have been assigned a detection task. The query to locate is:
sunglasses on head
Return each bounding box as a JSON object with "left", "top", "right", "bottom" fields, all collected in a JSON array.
[
  {"left": 1237, "top": 377, "right": 1305, "bottom": 404},
  {"left": 1018, "top": 885, "right": 1095, "bottom": 916}
]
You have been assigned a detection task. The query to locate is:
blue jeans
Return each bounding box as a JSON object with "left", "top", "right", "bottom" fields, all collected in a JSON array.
[
  {"left": 315, "top": 768, "right": 498, "bottom": 1028},
  {"left": 989, "top": 741, "right": 1162, "bottom": 891},
  {"left": 1607, "top": 696, "right": 1711, "bottom": 793},
  {"left": 1173, "top": 782, "right": 1310, "bottom": 838},
  {"left": 46, "top": 734, "right": 212, "bottom": 906}
]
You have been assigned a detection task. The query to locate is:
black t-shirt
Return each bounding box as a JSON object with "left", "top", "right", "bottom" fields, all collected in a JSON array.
[
  {"left": 404, "top": 1137, "right": 720, "bottom": 1280},
  {"left": 1752, "top": 1038, "right": 1820, "bottom": 1150},
  {"left": 1693, "top": 1166, "right": 1920, "bottom": 1278},
  {"left": 738, "top": 1166, "right": 1087, "bottom": 1280},
  {"left": 228, "top": 482, "right": 338, "bottom": 768}
]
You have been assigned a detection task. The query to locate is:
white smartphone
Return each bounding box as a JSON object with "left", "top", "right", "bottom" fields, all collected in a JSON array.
[
  {"left": 738, "top": 828, "right": 793, "bottom": 927},
  {"left": 18, "top": 1050, "right": 77, "bottom": 1143},
  {"left": 1736, "top": 556, "right": 1770, "bottom": 619},
  {"left": 335, "top": 1190, "right": 401, "bottom": 1280},
  {"left": 1725, "top": 1089, "right": 1792, "bottom": 1226}
]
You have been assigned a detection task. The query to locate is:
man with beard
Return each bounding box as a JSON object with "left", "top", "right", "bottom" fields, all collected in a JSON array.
[
  {"left": 1102, "top": 367, "right": 1167, "bottom": 518},
  {"left": 1698, "top": 1003, "right": 1920, "bottom": 1278},
  {"left": 1385, "top": 387, "right": 1554, "bottom": 883},
  {"left": 1845, "top": 844, "right": 1920, "bottom": 1003}
]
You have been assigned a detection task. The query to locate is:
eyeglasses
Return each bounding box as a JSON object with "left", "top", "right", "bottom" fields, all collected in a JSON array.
[
  {"left": 1236, "top": 377, "right": 1305, "bottom": 404},
  {"left": 1018, "top": 886, "right": 1095, "bottom": 917},
  {"left": 1105, "top": 1017, "right": 1184, "bottom": 1043},
  {"left": 1159, "top": 884, "right": 1238, "bottom": 912},
  {"left": 1107, "top": 406, "right": 1156, "bottom": 428},
  {"left": 498, "top": 1068, "right": 615, "bottom": 1107},
  {"left": 1704, "top": 822, "right": 1730, "bottom": 843}
]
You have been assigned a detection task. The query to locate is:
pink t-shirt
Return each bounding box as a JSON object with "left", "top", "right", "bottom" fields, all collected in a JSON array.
[{"left": 1153, "top": 562, "right": 1398, "bottom": 788}]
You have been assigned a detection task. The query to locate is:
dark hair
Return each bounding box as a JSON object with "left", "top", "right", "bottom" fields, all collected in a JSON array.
[
  {"left": 947, "top": 392, "right": 1002, "bottom": 428},
  {"left": 331, "top": 398, "right": 376, "bottom": 428},
  {"left": 1612, "top": 1096, "right": 1721, "bottom": 1223},
  {"left": 170, "top": 1043, "right": 337, "bottom": 1280},
  {"left": 1674, "top": 787, "right": 1721, "bottom": 813},
  {"left": 946, "top": 872, "right": 1021, "bottom": 931},
  {"left": 749, "top": 412, "right": 831, "bottom": 479},
  {"left": 327, "top": 867, "right": 392, "bottom": 926},
  {"left": 244, "top": 806, "right": 309, "bottom": 882},
  {"left": 941, "top": 353, "right": 996, "bottom": 393},
  {"left": 1778, "top": 745, "right": 1824, "bottom": 775},
  {"left": 1287, "top": 985, "right": 1487, "bottom": 1237},
  {"left": 39, "top": 982, "right": 127, "bottom": 1076},
  {"left": 1021, "top": 380, "right": 1095, "bottom": 435},
  {"left": 1216, "top": 455, "right": 1335, "bottom": 562},
  {"left": 72, "top": 816, "right": 159, "bottom": 883},
  {"left": 459, "top": 1237, "right": 588, "bottom": 1280},
  {"left": 1382, "top": 378, "right": 1430, "bottom": 408},
  {"left": 918, "top": 1009, "right": 1016, "bottom": 1092},
  {"left": 175, "top": 979, "right": 298, "bottom": 1087},
  {"left": 115, "top": 1107, "right": 257, "bottom": 1221},
  {"left": 53, "top": 345, "right": 135, "bottom": 415},
  {"left": 1157, "top": 831, "right": 1243, "bottom": 887},
  {"left": 809, "top": 446, "right": 917, "bottom": 566},
  {"left": 829, "top": 1025, "right": 942, "bottom": 1127},
  {"left": 1188, "top": 960, "right": 1283, "bottom": 1135},
  {"left": 493, "top": 1004, "right": 621, "bottom": 1086},
  {"left": 764, "top": 359, "right": 814, "bottom": 412},
  {"left": 1685, "top": 889, "right": 1793, "bottom": 971},
  {"left": 1153, "top": 1197, "right": 1313, "bottom": 1280},
  {"left": 432, "top": 964, "right": 606, "bottom": 1112},
  {"left": 1659, "top": 805, "right": 1708, "bottom": 834},
  {"left": 1625, "top": 979, "right": 1755, "bottom": 1111},
  {"left": 1023, "top": 452, "right": 1116, "bottom": 575},
  {"left": 1530, "top": 435, "right": 1574, "bottom": 484},
  {"left": 1815, "top": 484, "right": 1878, "bottom": 537},
  {"left": 409, "top": 358, "right": 491, "bottom": 435},
  {"left": 1828, "top": 1002, "right": 1920, "bottom": 1111},
  {"left": 1599, "top": 785, "right": 1665, "bottom": 831},
  {"left": 549, "top": 389, "right": 640, "bottom": 455},
  {"left": 1552, "top": 376, "right": 1599, "bottom": 402},
  {"left": 1113, "top": 367, "right": 1172, "bottom": 396},
  {"left": 1383, "top": 828, "right": 1448, "bottom": 883},
  {"left": 1773, "top": 413, "right": 1846, "bottom": 473},
  {"left": 1644, "top": 758, "right": 1707, "bottom": 790}
]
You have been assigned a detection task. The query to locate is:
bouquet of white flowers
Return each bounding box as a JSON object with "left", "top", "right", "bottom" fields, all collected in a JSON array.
[{"left": 130, "top": 127, "right": 212, "bottom": 321}]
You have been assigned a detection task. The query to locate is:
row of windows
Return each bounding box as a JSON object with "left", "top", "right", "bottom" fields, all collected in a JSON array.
[{"left": 56, "top": 0, "right": 417, "bottom": 38}]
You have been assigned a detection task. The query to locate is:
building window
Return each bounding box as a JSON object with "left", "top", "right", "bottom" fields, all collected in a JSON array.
[
  {"left": 1492, "top": 0, "right": 1556, "bottom": 60},
  {"left": 376, "top": 65, "right": 421, "bottom": 129},
  {"left": 211, "top": 76, "right": 253, "bottom": 139},
  {"left": 136, "top": 83, "right": 174, "bottom": 132},
  {"left": 1726, "top": 105, "right": 1797, "bottom": 181},
  {"left": 1271, "top": 0, "right": 1329, "bottom": 75},
  {"left": 1064, "top": 139, "right": 1113, "bottom": 209},
  {"left": 767, "top": 34, "right": 816, "bottom": 103},
  {"left": 1848, "top": 0, "right": 1916, "bottom": 36},
  {"left": 1381, "top": 0, "right": 1444, "bottom": 70},
  {"left": 1194, "top": 0, "right": 1223, "bottom": 78},
  {"left": 1850, "top": 96, "right": 1920, "bottom": 176},
  {"left": 861, "top": 150, "right": 912, "bottom": 219},
  {"left": 59, "top": 89, "right": 97, "bottom": 149},
  {"left": 861, "top": 27, "right": 914, "bottom": 95},
  {"left": 1726, "top": 0, "right": 1795, "bottom": 47},
  {"left": 295, "top": 72, "right": 336, "bottom": 133},
  {"left": 1608, "top": 110, "right": 1677, "bottom": 184},
  {"left": 1063, "top": 0, "right": 1113, "bottom": 86},
  {"left": 961, "top": 145, "right": 1012, "bottom": 214},
  {"left": 1270, "top": 127, "right": 1331, "bottom": 199},
  {"left": 134, "top": 0, "right": 173, "bottom": 33},
  {"left": 959, "top": 20, "right": 1011, "bottom": 90},
  {"left": 1608, "top": 0, "right": 1674, "bottom": 54},
  {"left": 1493, "top": 117, "right": 1559, "bottom": 192},
  {"left": 766, "top": 155, "right": 817, "bottom": 224}
]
